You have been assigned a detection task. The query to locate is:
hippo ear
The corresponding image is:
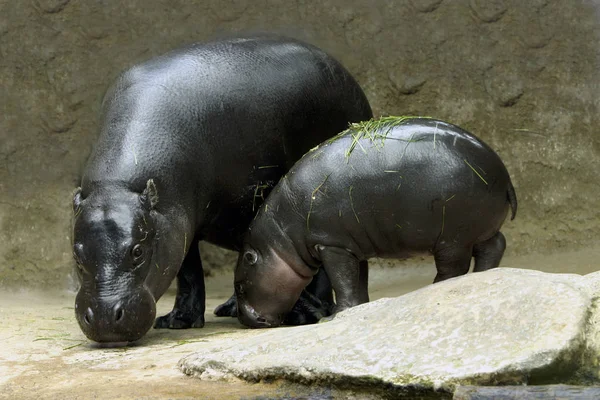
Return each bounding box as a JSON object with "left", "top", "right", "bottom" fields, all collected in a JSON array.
[
  {"left": 72, "top": 187, "right": 83, "bottom": 214},
  {"left": 141, "top": 179, "right": 159, "bottom": 210}
]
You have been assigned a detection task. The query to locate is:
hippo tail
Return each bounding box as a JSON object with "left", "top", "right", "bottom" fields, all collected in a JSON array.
[{"left": 507, "top": 180, "right": 517, "bottom": 221}]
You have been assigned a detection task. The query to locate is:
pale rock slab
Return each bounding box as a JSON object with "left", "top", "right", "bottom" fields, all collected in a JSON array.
[
  {"left": 581, "top": 270, "right": 600, "bottom": 381},
  {"left": 180, "top": 268, "right": 594, "bottom": 394}
]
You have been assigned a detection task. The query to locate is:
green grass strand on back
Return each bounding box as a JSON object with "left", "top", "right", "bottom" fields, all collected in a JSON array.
[{"left": 320, "top": 115, "right": 432, "bottom": 161}]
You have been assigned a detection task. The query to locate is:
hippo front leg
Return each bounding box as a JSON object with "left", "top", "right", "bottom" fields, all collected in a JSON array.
[
  {"left": 284, "top": 268, "right": 334, "bottom": 325},
  {"left": 154, "top": 239, "right": 206, "bottom": 329},
  {"left": 316, "top": 245, "right": 369, "bottom": 314}
]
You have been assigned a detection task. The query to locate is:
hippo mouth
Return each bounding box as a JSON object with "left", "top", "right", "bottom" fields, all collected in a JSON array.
[{"left": 75, "top": 286, "right": 157, "bottom": 343}]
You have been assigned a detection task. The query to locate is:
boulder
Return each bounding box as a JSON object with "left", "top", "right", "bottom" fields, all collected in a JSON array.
[
  {"left": 180, "top": 268, "right": 599, "bottom": 396},
  {"left": 581, "top": 270, "right": 600, "bottom": 382}
]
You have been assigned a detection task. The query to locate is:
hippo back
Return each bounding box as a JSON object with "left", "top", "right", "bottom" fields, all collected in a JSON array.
[{"left": 82, "top": 34, "right": 373, "bottom": 248}]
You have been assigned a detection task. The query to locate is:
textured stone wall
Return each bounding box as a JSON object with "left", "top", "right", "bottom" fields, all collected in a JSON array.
[{"left": 1, "top": 0, "right": 598, "bottom": 288}]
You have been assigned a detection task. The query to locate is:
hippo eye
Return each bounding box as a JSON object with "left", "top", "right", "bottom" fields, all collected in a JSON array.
[
  {"left": 131, "top": 244, "right": 144, "bottom": 264},
  {"left": 244, "top": 250, "right": 258, "bottom": 265}
]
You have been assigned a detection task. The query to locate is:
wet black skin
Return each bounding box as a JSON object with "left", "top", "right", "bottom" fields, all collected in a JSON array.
[
  {"left": 72, "top": 34, "right": 372, "bottom": 343},
  {"left": 235, "top": 118, "right": 518, "bottom": 328}
]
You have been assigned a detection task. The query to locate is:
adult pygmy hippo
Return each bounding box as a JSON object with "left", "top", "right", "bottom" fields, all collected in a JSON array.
[
  {"left": 71, "top": 34, "right": 372, "bottom": 343},
  {"left": 235, "top": 116, "right": 517, "bottom": 328}
]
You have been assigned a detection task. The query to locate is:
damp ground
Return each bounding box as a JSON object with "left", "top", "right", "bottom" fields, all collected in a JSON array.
[{"left": 1, "top": 247, "right": 597, "bottom": 399}]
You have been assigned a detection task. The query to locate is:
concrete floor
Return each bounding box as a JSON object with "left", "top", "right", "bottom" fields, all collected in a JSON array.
[{"left": 1, "top": 248, "right": 598, "bottom": 399}]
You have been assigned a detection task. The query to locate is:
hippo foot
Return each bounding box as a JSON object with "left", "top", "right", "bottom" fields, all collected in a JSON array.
[
  {"left": 317, "top": 304, "right": 351, "bottom": 323},
  {"left": 318, "top": 314, "right": 337, "bottom": 324},
  {"left": 154, "top": 311, "right": 205, "bottom": 329},
  {"left": 284, "top": 290, "right": 333, "bottom": 326},
  {"left": 214, "top": 294, "right": 238, "bottom": 317}
]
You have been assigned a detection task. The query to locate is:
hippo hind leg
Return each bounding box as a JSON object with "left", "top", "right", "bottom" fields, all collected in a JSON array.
[
  {"left": 433, "top": 246, "right": 472, "bottom": 283},
  {"left": 154, "top": 237, "right": 206, "bottom": 329},
  {"left": 472, "top": 231, "right": 506, "bottom": 272}
]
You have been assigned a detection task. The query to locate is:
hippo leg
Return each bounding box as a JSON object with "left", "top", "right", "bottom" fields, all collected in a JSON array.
[
  {"left": 284, "top": 268, "right": 334, "bottom": 325},
  {"left": 306, "top": 267, "right": 334, "bottom": 309},
  {"left": 473, "top": 231, "right": 506, "bottom": 272},
  {"left": 358, "top": 260, "right": 369, "bottom": 304},
  {"left": 432, "top": 246, "right": 472, "bottom": 283},
  {"left": 154, "top": 239, "right": 206, "bottom": 329},
  {"left": 214, "top": 293, "right": 238, "bottom": 317},
  {"left": 284, "top": 289, "right": 327, "bottom": 325},
  {"left": 317, "top": 246, "right": 367, "bottom": 314}
]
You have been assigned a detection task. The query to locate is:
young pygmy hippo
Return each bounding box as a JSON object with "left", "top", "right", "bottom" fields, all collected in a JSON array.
[{"left": 234, "top": 116, "right": 517, "bottom": 328}]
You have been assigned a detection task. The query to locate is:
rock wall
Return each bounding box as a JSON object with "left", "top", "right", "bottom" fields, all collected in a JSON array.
[{"left": 1, "top": 0, "right": 599, "bottom": 288}]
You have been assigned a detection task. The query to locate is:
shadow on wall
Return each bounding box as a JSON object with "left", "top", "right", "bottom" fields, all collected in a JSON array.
[{"left": 0, "top": 0, "right": 599, "bottom": 288}]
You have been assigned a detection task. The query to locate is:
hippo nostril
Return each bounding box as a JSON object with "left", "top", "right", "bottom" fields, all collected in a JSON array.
[
  {"left": 114, "top": 306, "right": 124, "bottom": 323},
  {"left": 84, "top": 308, "right": 93, "bottom": 325},
  {"left": 256, "top": 316, "right": 267, "bottom": 324}
]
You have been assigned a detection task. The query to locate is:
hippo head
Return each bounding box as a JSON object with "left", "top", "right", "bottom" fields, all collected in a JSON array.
[
  {"left": 234, "top": 225, "right": 313, "bottom": 329},
  {"left": 72, "top": 179, "right": 159, "bottom": 343}
]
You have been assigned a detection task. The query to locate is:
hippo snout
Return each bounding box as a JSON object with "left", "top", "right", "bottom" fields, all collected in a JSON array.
[{"left": 75, "top": 288, "right": 156, "bottom": 343}]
